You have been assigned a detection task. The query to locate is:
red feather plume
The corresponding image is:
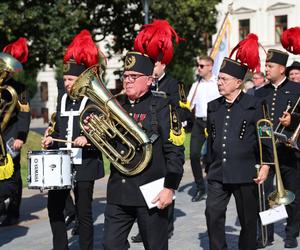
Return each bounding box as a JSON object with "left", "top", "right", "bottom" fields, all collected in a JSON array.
[
  {"left": 64, "top": 29, "right": 101, "bottom": 68},
  {"left": 134, "top": 19, "right": 182, "bottom": 65},
  {"left": 281, "top": 27, "right": 300, "bottom": 55},
  {"left": 3, "top": 37, "right": 28, "bottom": 64},
  {"left": 229, "top": 33, "right": 261, "bottom": 72}
]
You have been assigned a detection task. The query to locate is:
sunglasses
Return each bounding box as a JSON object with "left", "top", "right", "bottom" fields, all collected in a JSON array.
[{"left": 196, "top": 64, "right": 210, "bottom": 69}]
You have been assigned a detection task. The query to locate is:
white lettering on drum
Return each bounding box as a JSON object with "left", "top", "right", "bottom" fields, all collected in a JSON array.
[{"left": 34, "top": 158, "right": 39, "bottom": 182}]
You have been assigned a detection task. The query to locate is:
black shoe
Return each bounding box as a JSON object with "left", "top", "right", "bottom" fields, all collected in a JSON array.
[
  {"left": 284, "top": 238, "right": 298, "bottom": 248},
  {"left": 191, "top": 190, "right": 206, "bottom": 202},
  {"left": 65, "top": 214, "right": 75, "bottom": 227},
  {"left": 71, "top": 220, "right": 79, "bottom": 235},
  {"left": 0, "top": 216, "right": 19, "bottom": 227},
  {"left": 131, "top": 233, "right": 142, "bottom": 243},
  {"left": 256, "top": 239, "right": 273, "bottom": 249}
]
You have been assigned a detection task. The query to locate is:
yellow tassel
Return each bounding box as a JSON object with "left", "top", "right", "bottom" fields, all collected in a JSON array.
[
  {"left": 0, "top": 154, "right": 14, "bottom": 180},
  {"left": 169, "top": 127, "right": 186, "bottom": 146},
  {"left": 204, "top": 128, "right": 208, "bottom": 138},
  {"left": 179, "top": 101, "right": 191, "bottom": 110}
]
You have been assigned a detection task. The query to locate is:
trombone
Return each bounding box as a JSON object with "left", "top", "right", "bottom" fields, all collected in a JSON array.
[
  {"left": 274, "top": 96, "right": 300, "bottom": 148},
  {"left": 257, "top": 118, "right": 295, "bottom": 207},
  {"left": 256, "top": 118, "right": 295, "bottom": 247}
]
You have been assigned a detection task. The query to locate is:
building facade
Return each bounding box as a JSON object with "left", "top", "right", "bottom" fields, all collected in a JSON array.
[{"left": 216, "top": 0, "right": 300, "bottom": 67}]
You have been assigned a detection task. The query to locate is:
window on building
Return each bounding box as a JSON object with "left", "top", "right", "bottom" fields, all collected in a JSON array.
[
  {"left": 239, "top": 19, "right": 250, "bottom": 41},
  {"left": 40, "top": 81, "right": 48, "bottom": 102},
  {"left": 275, "top": 15, "right": 287, "bottom": 44}
]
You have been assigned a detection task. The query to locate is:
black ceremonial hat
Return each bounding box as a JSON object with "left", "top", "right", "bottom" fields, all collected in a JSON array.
[
  {"left": 124, "top": 51, "right": 154, "bottom": 75},
  {"left": 266, "top": 49, "right": 289, "bottom": 66},
  {"left": 219, "top": 57, "right": 248, "bottom": 80},
  {"left": 286, "top": 61, "right": 300, "bottom": 76}
]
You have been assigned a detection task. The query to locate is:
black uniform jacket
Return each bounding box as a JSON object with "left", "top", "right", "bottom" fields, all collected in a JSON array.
[
  {"left": 255, "top": 78, "right": 300, "bottom": 136},
  {"left": 2, "top": 78, "right": 31, "bottom": 144},
  {"left": 206, "top": 92, "right": 270, "bottom": 184},
  {"left": 51, "top": 94, "right": 104, "bottom": 182},
  {"left": 255, "top": 79, "right": 300, "bottom": 158},
  {"left": 106, "top": 91, "right": 185, "bottom": 206},
  {"left": 158, "top": 73, "right": 190, "bottom": 122}
]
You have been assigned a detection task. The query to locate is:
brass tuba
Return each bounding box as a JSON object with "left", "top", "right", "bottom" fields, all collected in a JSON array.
[
  {"left": 69, "top": 65, "right": 153, "bottom": 176},
  {"left": 0, "top": 53, "right": 22, "bottom": 165},
  {"left": 257, "top": 118, "right": 295, "bottom": 207}
]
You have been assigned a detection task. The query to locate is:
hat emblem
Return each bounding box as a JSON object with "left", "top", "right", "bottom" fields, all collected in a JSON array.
[
  {"left": 266, "top": 51, "right": 273, "bottom": 62},
  {"left": 220, "top": 60, "right": 227, "bottom": 70},
  {"left": 63, "top": 62, "right": 70, "bottom": 73},
  {"left": 125, "top": 55, "right": 136, "bottom": 70}
]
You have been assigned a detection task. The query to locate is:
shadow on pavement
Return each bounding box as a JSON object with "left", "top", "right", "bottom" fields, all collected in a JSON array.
[
  {"left": 20, "top": 192, "right": 47, "bottom": 222},
  {"left": 0, "top": 225, "right": 29, "bottom": 247}
]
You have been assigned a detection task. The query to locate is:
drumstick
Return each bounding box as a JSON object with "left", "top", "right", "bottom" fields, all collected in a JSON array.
[
  {"left": 43, "top": 137, "right": 91, "bottom": 146},
  {"left": 52, "top": 138, "right": 92, "bottom": 146}
]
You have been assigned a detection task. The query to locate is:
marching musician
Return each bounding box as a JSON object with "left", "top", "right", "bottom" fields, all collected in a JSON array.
[
  {"left": 100, "top": 51, "right": 184, "bottom": 250},
  {"left": 42, "top": 30, "right": 104, "bottom": 250},
  {"left": 130, "top": 19, "right": 186, "bottom": 243},
  {"left": 255, "top": 48, "right": 300, "bottom": 249},
  {"left": 0, "top": 38, "right": 31, "bottom": 227},
  {"left": 205, "top": 34, "right": 271, "bottom": 250}
]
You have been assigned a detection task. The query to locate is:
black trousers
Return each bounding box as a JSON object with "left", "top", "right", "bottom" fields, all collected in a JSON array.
[
  {"left": 103, "top": 203, "right": 169, "bottom": 250},
  {"left": 47, "top": 180, "right": 94, "bottom": 250},
  {"left": 64, "top": 192, "right": 76, "bottom": 218},
  {"left": 205, "top": 180, "right": 258, "bottom": 250},
  {"left": 190, "top": 118, "right": 207, "bottom": 191},
  {"left": 0, "top": 155, "right": 22, "bottom": 218}
]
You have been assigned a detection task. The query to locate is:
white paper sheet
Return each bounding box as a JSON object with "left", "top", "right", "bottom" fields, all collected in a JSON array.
[
  {"left": 259, "top": 204, "right": 288, "bottom": 226},
  {"left": 139, "top": 177, "right": 175, "bottom": 209}
]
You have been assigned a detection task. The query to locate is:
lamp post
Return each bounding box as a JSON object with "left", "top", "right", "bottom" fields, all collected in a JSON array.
[{"left": 141, "top": 0, "right": 151, "bottom": 24}]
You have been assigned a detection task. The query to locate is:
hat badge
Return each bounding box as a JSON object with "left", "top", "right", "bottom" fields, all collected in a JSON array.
[{"left": 125, "top": 55, "right": 136, "bottom": 70}]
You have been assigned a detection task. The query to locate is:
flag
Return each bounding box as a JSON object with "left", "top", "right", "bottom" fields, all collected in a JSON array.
[{"left": 210, "top": 14, "right": 231, "bottom": 76}]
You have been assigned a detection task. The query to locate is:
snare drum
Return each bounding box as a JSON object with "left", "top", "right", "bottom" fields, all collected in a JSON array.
[{"left": 27, "top": 150, "right": 72, "bottom": 190}]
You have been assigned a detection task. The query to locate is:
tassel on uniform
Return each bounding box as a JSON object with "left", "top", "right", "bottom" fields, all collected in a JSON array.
[
  {"left": 0, "top": 154, "right": 14, "bottom": 180},
  {"left": 169, "top": 127, "right": 186, "bottom": 146},
  {"left": 179, "top": 100, "right": 191, "bottom": 110}
]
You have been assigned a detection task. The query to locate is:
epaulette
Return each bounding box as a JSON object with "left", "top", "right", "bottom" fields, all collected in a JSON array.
[
  {"left": 178, "top": 81, "right": 190, "bottom": 110},
  {"left": 0, "top": 154, "right": 14, "bottom": 180},
  {"left": 17, "top": 90, "right": 30, "bottom": 112},
  {"left": 168, "top": 105, "right": 185, "bottom": 146}
]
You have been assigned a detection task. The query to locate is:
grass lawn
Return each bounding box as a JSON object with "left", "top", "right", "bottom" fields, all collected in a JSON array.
[{"left": 21, "top": 131, "right": 191, "bottom": 187}]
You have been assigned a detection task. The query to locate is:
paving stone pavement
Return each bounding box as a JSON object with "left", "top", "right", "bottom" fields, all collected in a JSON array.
[{"left": 0, "top": 160, "right": 298, "bottom": 249}]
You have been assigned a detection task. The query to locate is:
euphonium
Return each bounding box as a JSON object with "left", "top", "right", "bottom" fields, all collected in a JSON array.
[
  {"left": 257, "top": 118, "right": 295, "bottom": 207},
  {"left": 69, "top": 65, "right": 152, "bottom": 176},
  {"left": 0, "top": 53, "right": 22, "bottom": 179}
]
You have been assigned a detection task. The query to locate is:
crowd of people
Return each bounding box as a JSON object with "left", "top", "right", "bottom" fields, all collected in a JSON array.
[{"left": 0, "top": 20, "right": 300, "bottom": 250}]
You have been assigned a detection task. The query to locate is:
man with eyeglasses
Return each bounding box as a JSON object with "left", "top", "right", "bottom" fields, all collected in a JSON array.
[
  {"left": 102, "top": 51, "right": 184, "bottom": 250},
  {"left": 205, "top": 57, "right": 270, "bottom": 250},
  {"left": 187, "top": 55, "right": 220, "bottom": 202},
  {"left": 246, "top": 72, "right": 266, "bottom": 96}
]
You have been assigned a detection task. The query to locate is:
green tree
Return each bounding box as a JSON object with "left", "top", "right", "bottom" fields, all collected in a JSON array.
[
  {"left": 149, "top": 0, "right": 220, "bottom": 86},
  {"left": 0, "top": 0, "right": 220, "bottom": 93}
]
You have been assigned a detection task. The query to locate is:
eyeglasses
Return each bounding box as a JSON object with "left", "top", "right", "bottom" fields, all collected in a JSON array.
[
  {"left": 122, "top": 74, "right": 146, "bottom": 82},
  {"left": 197, "top": 64, "right": 210, "bottom": 69},
  {"left": 217, "top": 76, "right": 236, "bottom": 84}
]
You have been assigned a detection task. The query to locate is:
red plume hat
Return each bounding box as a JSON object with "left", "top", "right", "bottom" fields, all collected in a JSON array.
[
  {"left": 220, "top": 33, "right": 262, "bottom": 80},
  {"left": 134, "top": 19, "right": 182, "bottom": 65},
  {"left": 3, "top": 37, "right": 28, "bottom": 64},
  {"left": 281, "top": 27, "right": 300, "bottom": 55},
  {"left": 63, "top": 29, "right": 101, "bottom": 76}
]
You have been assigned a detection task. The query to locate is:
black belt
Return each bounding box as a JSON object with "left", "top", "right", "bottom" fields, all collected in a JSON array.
[{"left": 196, "top": 117, "right": 207, "bottom": 121}]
